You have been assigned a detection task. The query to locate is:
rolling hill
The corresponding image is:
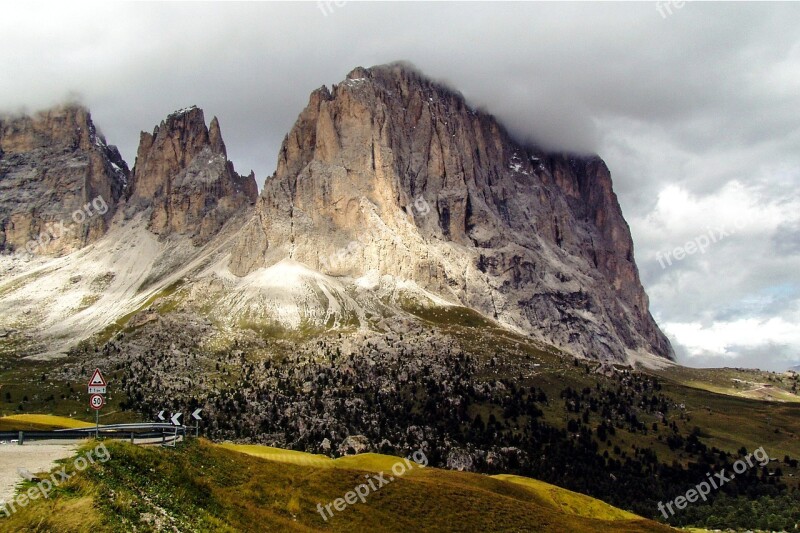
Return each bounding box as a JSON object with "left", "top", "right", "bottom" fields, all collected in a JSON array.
[{"left": 0, "top": 439, "right": 672, "bottom": 532}]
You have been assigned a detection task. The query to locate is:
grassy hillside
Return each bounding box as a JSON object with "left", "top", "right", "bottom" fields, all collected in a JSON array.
[
  {"left": 0, "top": 439, "right": 671, "bottom": 532},
  {"left": 491, "top": 475, "right": 640, "bottom": 521},
  {"left": 0, "top": 413, "right": 93, "bottom": 430},
  {"left": 651, "top": 365, "right": 799, "bottom": 403},
  {"left": 223, "top": 442, "right": 645, "bottom": 523}
]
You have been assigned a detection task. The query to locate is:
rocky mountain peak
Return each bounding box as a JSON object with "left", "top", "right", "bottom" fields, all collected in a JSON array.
[
  {"left": 208, "top": 116, "right": 227, "bottom": 157},
  {"left": 0, "top": 104, "right": 128, "bottom": 254},
  {"left": 126, "top": 107, "right": 258, "bottom": 243},
  {"left": 231, "top": 63, "right": 673, "bottom": 362}
]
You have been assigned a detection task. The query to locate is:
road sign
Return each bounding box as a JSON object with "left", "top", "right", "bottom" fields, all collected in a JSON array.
[
  {"left": 89, "top": 394, "right": 105, "bottom": 410},
  {"left": 171, "top": 412, "right": 182, "bottom": 426},
  {"left": 190, "top": 408, "right": 203, "bottom": 437},
  {"left": 157, "top": 410, "right": 166, "bottom": 421},
  {"left": 88, "top": 368, "right": 107, "bottom": 394}
]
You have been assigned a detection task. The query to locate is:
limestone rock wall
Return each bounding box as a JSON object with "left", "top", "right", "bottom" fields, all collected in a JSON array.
[{"left": 230, "top": 64, "right": 672, "bottom": 362}]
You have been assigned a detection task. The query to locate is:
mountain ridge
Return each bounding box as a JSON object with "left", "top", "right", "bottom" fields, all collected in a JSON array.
[
  {"left": 231, "top": 62, "right": 672, "bottom": 362},
  {"left": 1, "top": 62, "right": 671, "bottom": 365},
  {"left": 0, "top": 105, "right": 128, "bottom": 254},
  {"left": 125, "top": 105, "right": 258, "bottom": 245}
]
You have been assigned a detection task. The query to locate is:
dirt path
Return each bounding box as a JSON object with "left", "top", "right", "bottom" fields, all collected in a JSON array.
[{"left": 0, "top": 443, "right": 77, "bottom": 504}]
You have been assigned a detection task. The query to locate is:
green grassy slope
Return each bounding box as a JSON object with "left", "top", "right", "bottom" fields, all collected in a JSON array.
[
  {"left": 651, "top": 365, "right": 799, "bottom": 403},
  {"left": 452, "top": 324, "right": 800, "bottom": 465},
  {"left": 223, "top": 442, "right": 647, "bottom": 523},
  {"left": 0, "top": 439, "right": 672, "bottom": 532}
]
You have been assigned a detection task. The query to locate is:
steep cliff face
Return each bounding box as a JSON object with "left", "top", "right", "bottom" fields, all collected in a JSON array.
[
  {"left": 231, "top": 64, "right": 672, "bottom": 362},
  {"left": 126, "top": 106, "right": 258, "bottom": 244},
  {"left": 0, "top": 105, "right": 128, "bottom": 254}
]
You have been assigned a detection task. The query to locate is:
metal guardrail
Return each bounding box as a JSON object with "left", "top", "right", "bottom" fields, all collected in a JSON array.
[
  {"left": 55, "top": 423, "right": 179, "bottom": 432},
  {"left": 0, "top": 430, "right": 89, "bottom": 441},
  {"left": 0, "top": 424, "right": 188, "bottom": 445}
]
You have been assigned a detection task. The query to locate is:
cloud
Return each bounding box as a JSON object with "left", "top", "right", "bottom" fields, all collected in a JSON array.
[
  {"left": 1, "top": 2, "right": 799, "bottom": 370},
  {"left": 773, "top": 222, "right": 800, "bottom": 256},
  {"left": 671, "top": 341, "right": 799, "bottom": 373}
]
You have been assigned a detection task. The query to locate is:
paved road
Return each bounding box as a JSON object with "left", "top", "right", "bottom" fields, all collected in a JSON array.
[{"left": 0, "top": 443, "right": 76, "bottom": 504}]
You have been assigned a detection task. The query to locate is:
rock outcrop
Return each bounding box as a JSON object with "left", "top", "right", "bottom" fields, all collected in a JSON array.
[
  {"left": 0, "top": 105, "right": 128, "bottom": 254},
  {"left": 230, "top": 63, "right": 672, "bottom": 362},
  {"left": 126, "top": 106, "right": 258, "bottom": 244}
]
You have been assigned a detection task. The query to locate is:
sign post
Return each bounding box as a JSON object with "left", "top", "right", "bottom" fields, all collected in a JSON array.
[
  {"left": 170, "top": 412, "right": 182, "bottom": 447},
  {"left": 89, "top": 393, "right": 104, "bottom": 437},
  {"left": 191, "top": 408, "right": 203, "bottom": 437},
  {"left": 88, "top": 368, "right": 107, "bottom": 439},
  {"left": 157, "top": 410, "right": 167, "bottom": 443}
]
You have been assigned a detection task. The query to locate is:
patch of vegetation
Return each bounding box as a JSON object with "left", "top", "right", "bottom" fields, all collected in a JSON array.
[
  {"left": 652, "top": 365, "right": 800, "bottom": 403},
  {"left": 93, "top": 278, "right": 185, "bottom": 344},
  {"left": 89, "top": 271, "right": 116, "bottom": 291},
  {"left": 76, "top": 293, "right": 101, "bottom": 311},
  {"left": 0, "top": 439, "right": 671, "bottom": 532},
  {"left": 0, "top": 267, "right": 51, "bottom": 298},
  {"left": 237, "top": 317, "right": 332, "bottom": 341},
  {"left": 399, "top": 298, "right": 498, "bottom": 329}
]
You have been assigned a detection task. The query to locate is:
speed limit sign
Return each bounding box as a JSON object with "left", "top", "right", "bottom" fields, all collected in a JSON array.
[{"left": 89, "top": 393, "right": 105, "bottom": 410}]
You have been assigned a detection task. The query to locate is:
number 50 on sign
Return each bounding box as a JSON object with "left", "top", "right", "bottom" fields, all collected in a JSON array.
[{"left": 89, "top": 393, "right": 105, "bottom": 410}]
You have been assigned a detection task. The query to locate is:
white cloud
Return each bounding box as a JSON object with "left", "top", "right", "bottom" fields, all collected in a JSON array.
[
  {"left": 666, "top": 315, "right": 800, "bottom": 357},
  {"left": 639, "top": 180, "right": 796, "bottom": 255}
]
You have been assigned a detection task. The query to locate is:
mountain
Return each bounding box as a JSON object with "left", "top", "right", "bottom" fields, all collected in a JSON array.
[
  {"left": 0, "top": 106, "right": 255, "bottom": 357},
  {"left": 0, "top": 64, "right": 671, "bottom": 365},
  {"left": 125, "top": 106, "right": 257, "bottom": 244},
  {"left": 0, "top": 105, "right": 128, "bottom": 255},
  {"left": 231, "top": 63, "right": 672, "bottom": 362}
]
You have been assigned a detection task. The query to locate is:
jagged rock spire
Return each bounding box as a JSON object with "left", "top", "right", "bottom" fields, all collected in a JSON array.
[{"left": 127, "top": 107, "right": 257, "bottom": 243}]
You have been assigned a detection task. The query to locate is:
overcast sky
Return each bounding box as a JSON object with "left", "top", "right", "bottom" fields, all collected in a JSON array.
[{"left": 2, "top": 2, "right": 799, "bottom": 371}]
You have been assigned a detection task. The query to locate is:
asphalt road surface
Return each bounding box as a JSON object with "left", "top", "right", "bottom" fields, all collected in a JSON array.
[{"left": 0, "top": 442, "right": 77, "bottom": 504}]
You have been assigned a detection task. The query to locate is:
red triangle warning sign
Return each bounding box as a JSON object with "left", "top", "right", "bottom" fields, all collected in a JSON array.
[{"left": 88, "top": 368, "right": 107, "bottom": 387}]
